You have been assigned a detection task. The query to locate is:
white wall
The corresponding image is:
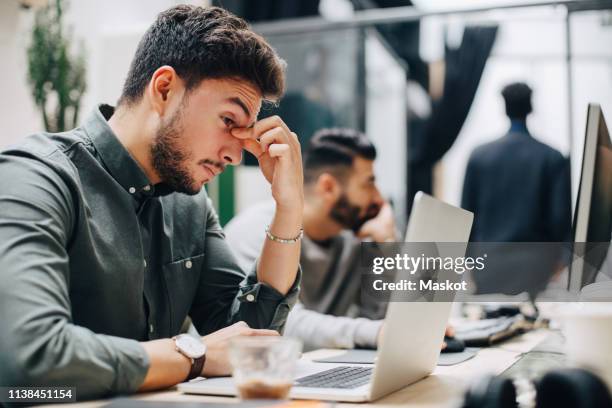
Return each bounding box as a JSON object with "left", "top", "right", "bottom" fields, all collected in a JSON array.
[
  {"left": 0, "top": 1, "right": 41, "bottom": 146},
  {"left": 69, "top": 0, "right": 210, "bottom": 113},
  {"left": 366, "top": 30, "right": 408, "bottom": 228},
  {"left": 234, "top": 167, "right": 271, "bottom": 213},
  {"left": 569, "top": 11, "right": 612, "bottom": 202}
]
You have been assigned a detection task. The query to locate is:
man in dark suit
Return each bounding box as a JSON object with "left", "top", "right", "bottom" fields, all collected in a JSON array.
[
  {"left": 461, "top": 83, "right": 572, "bottom": 294},
  {"left": 462, "top": 82, "right": 571, "bottom": 243}
]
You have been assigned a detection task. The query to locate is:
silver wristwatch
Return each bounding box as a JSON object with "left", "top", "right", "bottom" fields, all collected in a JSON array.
[{"left": 173, "top": 334, "right": 207, "bottom": 381}]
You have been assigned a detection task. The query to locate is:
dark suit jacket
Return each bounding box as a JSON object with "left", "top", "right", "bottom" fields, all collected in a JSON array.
[{"left": 461, "top": 125, "right": 571, "bottom": 243}]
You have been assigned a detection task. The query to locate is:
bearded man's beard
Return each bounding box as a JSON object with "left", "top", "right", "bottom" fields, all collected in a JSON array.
[
  {"left": 150, "top": 110, "right": 198, "bottom": 195},
  {"left": 329, "top": 193, "right": 381, "bottom": 232}
]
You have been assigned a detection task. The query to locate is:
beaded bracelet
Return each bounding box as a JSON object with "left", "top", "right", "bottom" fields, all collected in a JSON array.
[{"left": 265, "top": 225, "right": 304, "bottom": 244}]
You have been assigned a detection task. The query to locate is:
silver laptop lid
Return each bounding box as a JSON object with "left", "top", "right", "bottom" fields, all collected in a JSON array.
[{"left": 368, "top": 192, "right": 473, "bottom": 400}]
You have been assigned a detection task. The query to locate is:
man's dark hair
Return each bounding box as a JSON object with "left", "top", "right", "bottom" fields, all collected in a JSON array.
[
  {"left": 303, "top": 128, "right": 377, "bottom": 184},
  {"left": 118, "top": 5, "right": 286, "bottom": 106},
  {"left": 501, "top": 82, "right": 533, "bottom": 120}
]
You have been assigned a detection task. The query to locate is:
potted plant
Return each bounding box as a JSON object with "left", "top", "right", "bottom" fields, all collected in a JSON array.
[{"left": 26, "top": 0, "right": 86, "bottom": 132}]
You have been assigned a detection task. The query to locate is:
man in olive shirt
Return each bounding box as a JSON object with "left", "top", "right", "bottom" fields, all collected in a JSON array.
[{"left": 0, "top": 6, "right": 303, "bottom": 399}]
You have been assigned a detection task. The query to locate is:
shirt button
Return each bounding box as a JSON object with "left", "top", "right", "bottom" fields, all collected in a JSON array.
[
  {"left": 128, "top": 187, "right": 136, "bottom": 194},
  {"left": 185, "top": 260, "right": 193, "bottom": 269},
  {"left": 143, "top": 185, "right": 151, "bottom": 192},
  {"left": 246, "top": 294, "right": 255, "bottom": 302},
  {"left": 149, "top": 324, "right": 154, "bottom": 333},
  {"left": 143, "top": 259, "right": 147, "bottom": 268}
]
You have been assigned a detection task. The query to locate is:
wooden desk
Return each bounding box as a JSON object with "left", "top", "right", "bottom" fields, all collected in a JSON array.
[{"left": 44, "top": 329, "right": 549, "bottom": 408}]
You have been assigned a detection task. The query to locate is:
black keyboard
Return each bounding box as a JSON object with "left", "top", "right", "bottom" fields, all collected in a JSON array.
[
  {"left": 295, "top": 366, "right": 373, "bottom": 389},
  {"left": 455, "top": 316, "right": 531, "bottom": 347}
]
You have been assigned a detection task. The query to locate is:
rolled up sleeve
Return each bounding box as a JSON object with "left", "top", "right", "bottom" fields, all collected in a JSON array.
[
  {"left": 236, "top": 263, "right": 301, "bottom": 333},
  {"left": 0, "top": 154, "right": 149, "bottom": 399}
]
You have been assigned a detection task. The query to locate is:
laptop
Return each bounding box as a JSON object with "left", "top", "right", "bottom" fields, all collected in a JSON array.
[{"left": 178, "top": 192, "right": 474, "bottom": 402}]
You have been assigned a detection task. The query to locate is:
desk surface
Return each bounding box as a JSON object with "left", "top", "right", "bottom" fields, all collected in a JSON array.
[{"left": 43, "top": 329, "right": 549, "bottom": 408}]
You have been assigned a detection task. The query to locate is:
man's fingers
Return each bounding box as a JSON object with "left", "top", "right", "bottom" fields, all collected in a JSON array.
[
  {"left": 230, "top": 116, "right": 300, "bottom": 162},
  {"left": 258, "top": 127, "right": 288, "bottom": 152},
  {"left": 234, "top": 126, "right": 291, "bottom": 160},
  {"left": 251, "top": 115, "right": 291, "bottom": 137},
  {"left": 356, "top": 228, "right": 370, "bottom": 239},
  {"left": 205, "top": 321, "right": 250, "bottom": 342},
  {"left": 258, "top": 130, "right": 301, "bottom": 167},
  {"left": 230, "top": 127, "right": 255, "bottom": 140},
  {"left": 268, "top": 144, "right": 291, "bottom": 159},
  {"left": 246, "top": 329, "right": 280, "bottom": 336},
  {"left": 231, "top": 128, "right": 264, "bottom": 157},
  {"left": 231, "top": 116, "right": 291, "bottom": 141},
  {"left": 252, "top": 127, "right": 298, "bottom": 159},
  {"left": 240, "top": 138, "right": 263, "bottom": 158},
  {"left": 288, "top": 131, "right": 301, "bottom": 153}
]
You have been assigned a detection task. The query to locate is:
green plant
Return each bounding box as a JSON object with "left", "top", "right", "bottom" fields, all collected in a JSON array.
[{"left": 27, "top": 0, "right": 86, "bottom": 133}]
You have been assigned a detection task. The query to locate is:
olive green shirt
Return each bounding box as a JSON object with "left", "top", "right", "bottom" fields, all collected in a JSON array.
[{"left": 0, "top": 105, "right": 300, "bottom": 400}]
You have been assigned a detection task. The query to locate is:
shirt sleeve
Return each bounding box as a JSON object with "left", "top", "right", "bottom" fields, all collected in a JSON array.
[
  {"left": 189, "top": 198, "right": 300, "bottom": 336},
  {"left": 284, "top": 304, "right": 383, "bottom": 351},
  {"left": 0, "top": 153, "right": 149, "bottom": 400}
]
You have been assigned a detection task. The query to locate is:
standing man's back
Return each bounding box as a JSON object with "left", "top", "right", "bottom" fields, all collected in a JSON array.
[{"left": 462, "top": 82, "right": 571, "bottom": 243}]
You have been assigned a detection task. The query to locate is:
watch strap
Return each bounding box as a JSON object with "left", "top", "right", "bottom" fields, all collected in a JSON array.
[{"left": 186, "top": 354, "right": 205, "bottom": 381}]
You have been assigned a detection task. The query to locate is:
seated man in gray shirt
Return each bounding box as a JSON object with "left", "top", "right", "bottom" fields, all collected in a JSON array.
[
  {"left": 0, "top": 6, "right": 304, "bottom": 399},
  {"left": 226, "top": 128, "right": 397, "bottom": 350}
]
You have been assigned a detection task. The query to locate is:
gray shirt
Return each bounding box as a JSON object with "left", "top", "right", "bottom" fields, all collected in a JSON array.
[
  {"left": 0, "top": 105, "right": 299, "bottom": 399},
  {"left": 225, "top": 201, "right": 383, "bottom": 350}
]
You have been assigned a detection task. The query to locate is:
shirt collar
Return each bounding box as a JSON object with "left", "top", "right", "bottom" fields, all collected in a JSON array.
[{"left": 82, "top": 104, "right": 170, "bottom": 200}]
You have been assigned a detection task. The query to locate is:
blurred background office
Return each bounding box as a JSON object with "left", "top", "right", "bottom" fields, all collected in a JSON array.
[{"left": 1, "top": 0, "right": 611, "bottom": 230}]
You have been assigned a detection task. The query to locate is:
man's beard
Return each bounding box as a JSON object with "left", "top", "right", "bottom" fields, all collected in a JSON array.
[
  {"left": 329, "top": 193, "right": 380, "bottom": 232},
  {"left": 150, "top": 110, "right": 198, "bottom": 195}
]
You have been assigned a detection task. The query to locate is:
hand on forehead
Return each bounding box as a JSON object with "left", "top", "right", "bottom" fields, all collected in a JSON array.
[{"left": 231, "top": 115, "right": 295, "bottom": 160}]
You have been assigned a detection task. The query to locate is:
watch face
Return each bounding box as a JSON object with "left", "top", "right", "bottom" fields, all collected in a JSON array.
[{"left": 175, "top": 334, "right": 206, "bottom": 359}]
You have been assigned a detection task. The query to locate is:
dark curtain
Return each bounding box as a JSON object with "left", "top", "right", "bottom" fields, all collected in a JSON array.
[
  {"left": 212, "top": 0, "right": 320, "bottom": 22},
  {"left": 351, "top": 1, "right": 498, "bottom": 217},
  {"left": 350, "top": 1, "right": 428, "bottom": 89},
  {"left": 407, "top": 26, "right": 498, "bottom": 214}
]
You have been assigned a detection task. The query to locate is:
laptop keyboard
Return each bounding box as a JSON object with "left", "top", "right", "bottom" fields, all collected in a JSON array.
[{"left": 295, "top": 366, "right": 373, "bottom": 389}]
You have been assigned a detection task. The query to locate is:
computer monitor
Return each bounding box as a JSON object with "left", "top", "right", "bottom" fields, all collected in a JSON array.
[{"left": 568, "top": 103, "right": 612, "bottom": 292}]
